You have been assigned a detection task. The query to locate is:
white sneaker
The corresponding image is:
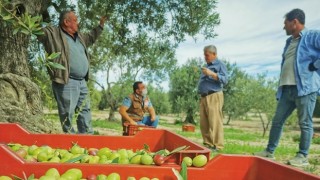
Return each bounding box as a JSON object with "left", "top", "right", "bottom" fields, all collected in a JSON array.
[
  {"left": 253, "top": 150, "right": 275, "bottom": 160},
  {"left": 288, "top": 153, "right": 309, "bottom": 167}
]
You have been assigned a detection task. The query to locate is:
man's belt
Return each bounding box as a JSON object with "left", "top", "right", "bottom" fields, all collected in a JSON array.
[
  {"left": 201, "top": 90, "right": 217, "bottom": 97},
  {"left": 282, "top": 85, "right": 296, "bottom": 89},
  {"left": 69, "top": 76, "right": 84, "bottom": 81}
]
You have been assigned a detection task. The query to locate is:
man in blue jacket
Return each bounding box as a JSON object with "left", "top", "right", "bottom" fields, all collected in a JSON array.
[{"left": 254, "top": 9, "right": 320, "bottom": 167}]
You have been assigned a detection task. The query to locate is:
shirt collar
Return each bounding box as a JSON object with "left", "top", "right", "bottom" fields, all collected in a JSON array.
[
  {"left": 134, "top": 93, "right": 144, "bottom": 100},
  {"left": 207, "top": 58, "right": 218, "bottom": 66},
  {"left": 286, "top": 29, "right": 306, "bottom": 43},
  {"left": 61, "top": 26, "right": 78, "bottom": 41},
  {"left": 299, "top": 28, "right": 307, "bottom": 36}
]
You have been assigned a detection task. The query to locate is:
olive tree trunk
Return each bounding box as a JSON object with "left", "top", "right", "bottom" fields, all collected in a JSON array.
[{"left": 0, "top": 0, "right": 54, "bottom": 133}]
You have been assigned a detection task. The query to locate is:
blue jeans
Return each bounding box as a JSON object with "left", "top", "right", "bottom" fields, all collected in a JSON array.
[
  {"left": 137, "top": 116, "right": 159, "bottom": 127},
  {"left": 267, "top": 86, "right": 317, "bottom": 156},
  {"left": 52, "top": 79, "right": 93, "bottom": 134}
]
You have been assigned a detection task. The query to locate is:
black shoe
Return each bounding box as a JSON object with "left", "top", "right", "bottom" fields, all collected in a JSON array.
[
  {"left": 209, "top": 146, "right": 219, "bottom": 152},
  {"left": 203, "top": 143, "right": 218, "bottom": 152},
  {"left": 203, "top": 143, "right": 211, "bottom": 148}
]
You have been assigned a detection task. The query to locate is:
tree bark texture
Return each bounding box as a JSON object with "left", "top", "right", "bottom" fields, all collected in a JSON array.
[{"left": 0, "top": 0, "right": 54, "bottom": 133}]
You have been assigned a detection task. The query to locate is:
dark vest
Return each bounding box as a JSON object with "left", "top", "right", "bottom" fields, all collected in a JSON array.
[{"left": 126, "top": 93, "right": 150, "bottom": 121}]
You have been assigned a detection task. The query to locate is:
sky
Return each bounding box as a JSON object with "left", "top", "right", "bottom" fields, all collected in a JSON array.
[
  {"left": 176, "top": 0, "right": 320, "bottom": 77},
  {"left": 96, "top": 0, "right": 320, "bottom": 90}
]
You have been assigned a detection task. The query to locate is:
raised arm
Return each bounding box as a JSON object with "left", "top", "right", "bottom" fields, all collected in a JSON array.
[{"left": 81, "top": 16, "right": 107, "bottom": 47}]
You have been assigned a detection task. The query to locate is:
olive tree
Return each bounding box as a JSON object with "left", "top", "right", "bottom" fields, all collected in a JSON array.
[{"left": 169, "top": 58, "right": 201, "bottom": 124}]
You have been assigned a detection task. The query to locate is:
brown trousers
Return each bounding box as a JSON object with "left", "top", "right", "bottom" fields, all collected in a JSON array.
[{"left": 200, "top": 91, "right": 224, "bottom": 149}]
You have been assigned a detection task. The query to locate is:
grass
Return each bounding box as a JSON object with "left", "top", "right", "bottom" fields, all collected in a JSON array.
[
  {"left": 291, "top": 134, "right": 320, "bottom": 145},
  {"left": 176, "top": 131, "right": 202, "bottom": 139},
  {"left": 158, "top": 119, "right": 180, "bottom": 128},
  {"left": 224, "top": 128, "right": 262, "bottom": 141},
  {"left": 313, "top": 137, "right": 320, "bottom": 145},
  {"left": 215, "top": 142, "right": 264, "bottom": 155},
  {"left": 44, "top": 114, "right": 60, "bottom": 122},
  {"left": 43, "top": 112, "right": 124, "bottom": 131},
  {"left": 92, "top": 119, "right": 123, "bottom": 131},
  {"left": 175, "top": 127, "right": 263, "bottom": 142}
]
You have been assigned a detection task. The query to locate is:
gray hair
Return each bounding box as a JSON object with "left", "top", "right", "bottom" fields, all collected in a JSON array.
[
  {"left": 204, "top": 45, "right": 217, "bottom": 54},
  {"left": 59, "top": 10, "right": 74, "bottom": 26}
]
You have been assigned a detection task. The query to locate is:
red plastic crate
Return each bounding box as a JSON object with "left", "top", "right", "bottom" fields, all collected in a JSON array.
[
  {"left": 182, "top": 124, "right": 195, "bottom": 132},
  {"left": 189, "top": 154, "right": 320, "bottom": 180},
  {"left": 0, "top": 144, "right": 319, "bottom": 180},
  {"left": 0, "top": 144, "right": 176, "bottom": 180},
  {"left": 123, "top": 124, "right": 155, "bottom": 136},
  {"left": 0, "top": 123, "right": 210, "bottom": 165}
]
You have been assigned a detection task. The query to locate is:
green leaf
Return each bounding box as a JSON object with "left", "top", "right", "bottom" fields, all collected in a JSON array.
[
  {"left": 154, "top": 149, "right": 167, "bottom": 156},
  {"left": 12, "top": 175, "right": 23, "bottom": 180},
  {"left": 180, "top": 161, "right": 188, "bottom": 180},
  {"left": 20, "top": 28, "right": 30, "bottom": 35},
  {"left": 129, "top": 154, "right": 139, "bottom": 161},
  {"left": 32, "top": 30, "right": 44, "bottom": 36},
  {"left": 168, "top": 146, "right": 189, "bottom": 156},
  {"left": 28, "top": 18, "right": 34, "bottom": 29},
  {"left": 135, "top": 150, "right": 146, "bottom": 156},
  {"left": 111, "top": 157, "right": 119, "bottom": 163},
  {"left": 13, "top": 28, "right": 19, "bottom": 35},
  {"left": 18, "top": 21, "right": 29, "bottom": 29},
  {"left": 143, "top": 144, "right": 150, "bottom": 152},
  {"left": 2, "top": 15, "right": 12, "bottom": 20},
  {"left": 33, "top": 26, "right": 43, "bottom": 31},
  {"left": 7, "top": 143, "right": 16, "bottom": 147},
  {"left": 65, "top": 155, "right": 84, "bottom": 163},
  {"left": 37, "top": 56, "right": 44, "bottom": 63},
  {"left": 47, "top": 52, "right": 61, "bottom": 60},
  {"left": 172, "top": 168, "right": 183, "bottom": 180},
  {"left": 27, "top": 174, "right": 35, "bottom": 180},
  {"left": 47, "top": 62, "right": 66, "bottom": 70}
]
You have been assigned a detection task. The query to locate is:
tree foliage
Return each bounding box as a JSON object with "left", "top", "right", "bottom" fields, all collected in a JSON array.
[
  {"left": 148, "top": 85, "right": 171, "bottom": 115},
  {"left": 222, "top": 60, "right": 279, "bottom": 137},
  {"left": 79, "top": 0, "right": 220, "bottom": 82},
  {"left": 169, "top": 58, "right": 201, "bottom": 124},
  {"left": 78, "top": 0, "right": 220, "bottom": 121},
  {"left": 250, "top": 74, "right": 278, "bottom": 137},
  {"left": 96, "top": 79, "right": 133, "bottom": 121},
  {"left": 223, "top": 61, "right": 253, "bottom": 124},
  {"left": 78, "top": 0, "right": 220, "bottom": 43}
]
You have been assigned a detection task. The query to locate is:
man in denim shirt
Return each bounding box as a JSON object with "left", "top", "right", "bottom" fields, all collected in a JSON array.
[
  {"left": 198, "top": 45, "right": 228, "bottom": 151},
  {"left": 255, "top": 9, "right": 320, "bottom": 167}
]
